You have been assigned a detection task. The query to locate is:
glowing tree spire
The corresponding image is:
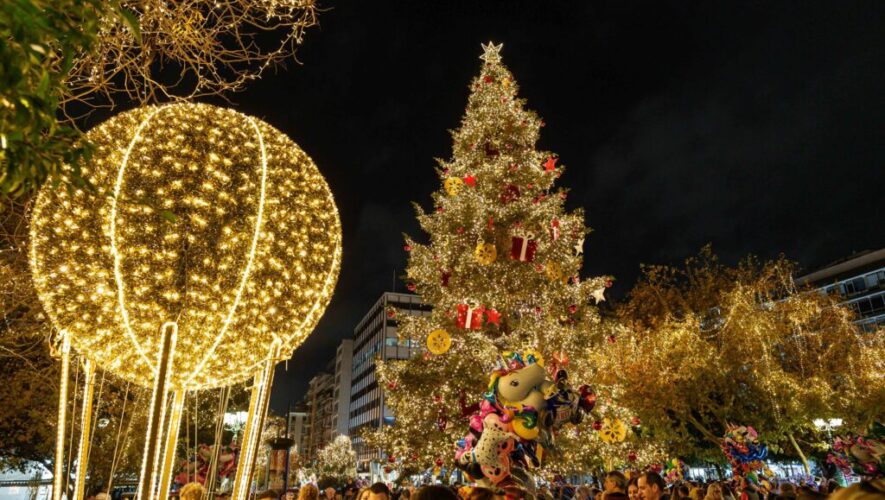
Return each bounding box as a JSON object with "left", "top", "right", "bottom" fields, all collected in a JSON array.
[{"left": 364, "top": 42, "right": 611, "bottom": 471}]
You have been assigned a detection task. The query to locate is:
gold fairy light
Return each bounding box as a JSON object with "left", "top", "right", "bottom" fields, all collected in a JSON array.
[{"left": 30, "top": 102, "right": 341, "bottom": 390}]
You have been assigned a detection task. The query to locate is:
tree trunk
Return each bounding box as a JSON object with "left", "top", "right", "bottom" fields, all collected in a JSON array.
[{"left": 788, "top": 433, "right": 811, "bottom": 475}]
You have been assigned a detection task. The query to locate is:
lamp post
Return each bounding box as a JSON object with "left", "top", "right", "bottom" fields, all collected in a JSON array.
[{"left": 813, "top": 418, "right": 843, "bottom": 440}]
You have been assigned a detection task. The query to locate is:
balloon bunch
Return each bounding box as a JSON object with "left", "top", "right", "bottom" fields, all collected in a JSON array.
[
  {"left": 662, "top": 458, "right": 687, "bottom": 484},
  {"left": 720, "top": 424, "right": 767, "bottom": 477},
  {"left": 828, "top": 423, "right": 885, "bottom": 479},
  {"left": 455, "top": 351, "right": 596, "bottom": 488},
  {"left": 174, "top": 443, "right": 240, "bottom": 486}
]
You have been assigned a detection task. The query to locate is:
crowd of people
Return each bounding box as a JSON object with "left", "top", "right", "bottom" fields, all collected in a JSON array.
[{"left": 167, "top": 470, "right": 884, "bottom": 500}]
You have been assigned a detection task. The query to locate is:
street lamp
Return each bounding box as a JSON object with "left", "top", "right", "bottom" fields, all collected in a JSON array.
[{"left": 813, "top": 418, "right": 843, "bottom": 439}]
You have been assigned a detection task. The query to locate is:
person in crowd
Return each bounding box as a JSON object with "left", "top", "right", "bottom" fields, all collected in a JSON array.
[
  {"left": 577, "top": 485, "right": 593, "bottom": 500},
  {"left": 179, "top": 483, "right": 207, "bottom": 500},
  {"left": 285, "top": 490, "right": 298, "bottom": 500},
  {"left": 735, "top": 476, "right": 759, "bottom": 500},
  {"left": 216, "top": 492, "right": 231, "bottom": 500},
  {"left": 688, "top": 486, "right": 703, "bottom": 500},
  {"left": 366, "top": 483, "right": 392, "bottom": 500},
  {"left": 637, "top": 472, "right": 666, "bottom": 500},
  {"left": 603, "top": 472, "right": 629, "bottom": 500},
  {"left": 627, "top": 478, "right": 640, "bottom": 500},
  {"left": 354, "top": 488, "right": 369, "bottom": 500},
  {"left": 465, "top": 487, "right": 505, "bottom": 500},
  {"left": 412, "top": 485, "right": 459, "bottom": 500},
  {"left": 324, "top": 487, "right": 338, "bottom": 500},
  {"left": 830, "top": 479, "right": 885, "bottom": 500},
  {"left": 299, "top": 484, "right": 320, "bottom": 500},
  {"left": 795, "top": 486, "right": 827, "bottom": 500},
  {"left": 704, "top": 483, "right": 724, "bottom": 500},
  {"left": 775, "top": 483, "right": 796, "bottom": 500}
]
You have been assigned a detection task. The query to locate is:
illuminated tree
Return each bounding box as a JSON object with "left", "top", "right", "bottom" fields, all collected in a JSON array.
[
  {"left": 591, "top": 247, "right": 885, "bottom": 470},
  {"left": 364, "top": 43, "right": 610, "bottom": 470},
  {"left": 2, "top": 0, "right": 318, "bottom": 198},
  {"left": 63, "top": 0, "right": 318, "bottom": 111},
  {"left": 315, "top": 435, "right": 356, "bottom": 485}
]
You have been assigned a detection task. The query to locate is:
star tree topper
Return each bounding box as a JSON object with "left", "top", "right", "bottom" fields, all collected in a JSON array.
[{"left": 480, "top": 41, "right": 503, "bottom": 64}]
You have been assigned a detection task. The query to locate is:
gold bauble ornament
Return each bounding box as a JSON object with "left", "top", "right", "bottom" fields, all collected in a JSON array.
[
  {"left": 30, "top": 103, "right": 342, "bottom": 390},
  {"left": 545, "top": 261, "right": 562, "bottom": 281},
  {"left": 474, "top": 241, "right": 497, "bottom": 266},
  {"left": 426, "top": 329, "right": 452, "bottom": 355},
  {"left": 599, "top": 417, "right": 627, "bottom": 444},
  {"left": 444, "top": 177, "right": 464, "bottom": 196}
]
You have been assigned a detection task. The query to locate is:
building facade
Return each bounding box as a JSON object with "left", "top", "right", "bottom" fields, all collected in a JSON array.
[
  {"left": 303, "top": 372, "right": 335, "bottom": 462},
  {"left": 348, "top": 292, "right": 429, "bottom": 474},
  {"left": 286, "top": 405, "right": 309, "bottom": 454},
  {"left": 332, "top": 339, "right": 354, "bottom": 437},
  {"left": 795, "top": 248, "right": 885, "bottom": 332}
]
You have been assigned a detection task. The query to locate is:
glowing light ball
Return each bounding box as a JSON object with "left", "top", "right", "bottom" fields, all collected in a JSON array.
[{"left": 30, "top": 103, "right": 341, "bottom": 390}]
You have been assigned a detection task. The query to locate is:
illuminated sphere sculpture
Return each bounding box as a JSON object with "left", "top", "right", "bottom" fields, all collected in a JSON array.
[{"left": 30, "top": 103, "right": 341, "bottom": 390}]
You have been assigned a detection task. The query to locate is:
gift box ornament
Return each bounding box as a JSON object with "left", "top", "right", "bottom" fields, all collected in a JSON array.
[
  {"left": 510, "top": 232, "right": 537, "bottom": 262},
  {"left": 456, "top": 300, "right": 485, "bottom": 330}
]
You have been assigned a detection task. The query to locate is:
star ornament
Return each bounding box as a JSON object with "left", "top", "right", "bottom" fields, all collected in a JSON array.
[
  {"left": 480, "top": 41, "right": 503, "bottom": 64},
  {"left": 544, "top": 156, "right": 558, "bottom": 172},
  {"left": 573, "top": 237, "right": 585, "bottom": 256},
  {"left": 592, "top": 287, "right": 607, "bottom": 304},
  {"left": 486, "top": 308, "right": 502, "bottom": 326}
]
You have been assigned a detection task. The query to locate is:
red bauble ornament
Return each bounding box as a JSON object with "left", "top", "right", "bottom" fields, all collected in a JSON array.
[
  {"left": 592, "top": 421, "right": 603, "bottom": 431},
  {"left": 384, "top": 466, "right": 392, "bottom": 474},
  {"left": 435, "top": 458, "right": 444, "bottom": 467},
  {"left": 406, "top": 283, "right": 417, "bottom": 292},
  {"left": 560, "top": 191, "right": 568, "bottom": 200},
  {"left": 628, "top": 451, "right": 638, "bottom": 463},
  {"left": 606, "top": 279, "right": 613, "bottom": 288},
  {"left": 463, "top": 174, "right": 477, "bottom": 186},
  {"left": 387, "top": 381, "right": 398, "bottom": 391},
  {"left": 441, "top": 271, "right": 451, "bottom": 287},
  {"left": 568, "top": 304, "right": 577, "bottom": 314},
  {"left": 483, "top": 75, "right": 493, "bottom": 84},
  {"left": 607, "top": 335, "right": 617, "bottom": 344},
  {"left": 388, "top": 456, "right": 396, "bottom": 463},
  {"left": 404, "top": 244, "right": 412, "bottom": 252},
  {"left": 456, "top": 227, "right": 464, "bottom": 234},
  {"left": 386, "top": 307, "right": 396, "bottom": 319},
  {"left": 631, "top": 416, "right": 642, "bottom": 426},
  {"left": 436, "top": 206, "right": 444, "bottom": 213}
]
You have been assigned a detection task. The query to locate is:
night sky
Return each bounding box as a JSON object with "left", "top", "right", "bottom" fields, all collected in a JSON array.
[{"left": 224, "top": 1, "right": 885, "bottom": 412}]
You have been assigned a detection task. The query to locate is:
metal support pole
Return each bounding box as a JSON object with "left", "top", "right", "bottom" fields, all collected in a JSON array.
[
  {"left": 157, "top": 390, "right": 186, "bottom": 500},
  {"left": 137, "top": 322, "right": 178, "bottom": 500},
  {"left": 232, "top": 342, "right": 281, "bottom": 500},
  {"left": 206, "top": 386, "right": 231, "bottom": 500},
  {"left": 53, "top": 334, "right": 71, "bottom": 500},
  {"left": 74, "top": 359, "right": 97, "bottom": 500}
]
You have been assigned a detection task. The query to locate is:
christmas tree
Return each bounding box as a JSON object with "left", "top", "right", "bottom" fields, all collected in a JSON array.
[{"left": 364, "top": 42, "right": 611, "bottom": 471}]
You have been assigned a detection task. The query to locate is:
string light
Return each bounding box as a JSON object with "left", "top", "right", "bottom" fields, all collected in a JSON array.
[
  {"left": 52, "top": 334, "right": 71, "bottom": 500},
  {"left": 30, "top": 102, "right": 342, "bottom": 391},
  {"left": 74, "top": 359, "right": 96, "bottom": 500}
]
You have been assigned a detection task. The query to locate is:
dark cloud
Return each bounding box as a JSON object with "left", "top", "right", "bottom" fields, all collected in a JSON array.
[{"left": 258, "top": 1, "right": 885, "bottom": 411}]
